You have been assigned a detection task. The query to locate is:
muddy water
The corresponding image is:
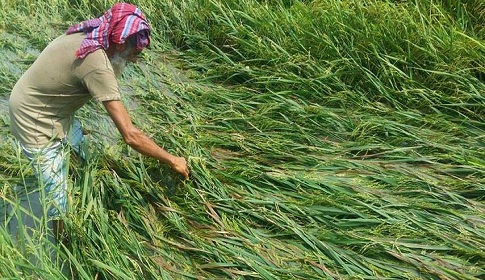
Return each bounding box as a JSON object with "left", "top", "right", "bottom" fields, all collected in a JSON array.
[{"left": 0, "top": 32, "right": 39, "bottom": 136}]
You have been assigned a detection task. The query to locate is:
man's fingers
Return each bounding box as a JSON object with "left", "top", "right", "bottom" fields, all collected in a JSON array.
[{"left": 183, "top": 167, "right": 189, "bottom": 180}]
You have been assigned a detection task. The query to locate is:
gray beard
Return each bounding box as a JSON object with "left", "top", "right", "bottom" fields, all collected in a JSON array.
[{"left": 110, "top": 52, "right": 128, "bottom": 78}]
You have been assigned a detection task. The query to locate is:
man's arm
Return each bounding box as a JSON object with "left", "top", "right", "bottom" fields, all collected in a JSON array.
[{"left": 103, "top": 100, "right": 189, "bottom": 179}]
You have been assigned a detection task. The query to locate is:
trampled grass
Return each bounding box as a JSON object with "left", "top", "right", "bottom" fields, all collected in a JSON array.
[{"left": 0, "top": 0, "right": 484, "bottom": 279}]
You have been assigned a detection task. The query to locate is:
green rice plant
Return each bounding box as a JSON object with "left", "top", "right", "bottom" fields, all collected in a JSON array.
[{"left": 1, "top": 0, "right": 484, "bottom": 279}]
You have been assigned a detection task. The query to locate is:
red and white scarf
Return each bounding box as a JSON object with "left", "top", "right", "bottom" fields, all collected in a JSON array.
[{"left": 66, "top": 2, "right": 150, "bottom": 59}]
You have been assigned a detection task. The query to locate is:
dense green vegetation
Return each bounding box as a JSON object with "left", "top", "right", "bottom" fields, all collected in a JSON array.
[{"left": 1, "top": 0, "right": 484, "bottom": 279}]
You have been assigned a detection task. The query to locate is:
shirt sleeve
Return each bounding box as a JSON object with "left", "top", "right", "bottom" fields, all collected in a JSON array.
[
  {"left": 82, "top": 68, "right": 122, "bottom": 102},
  {"left": 73, "top": 48, "right": 122, "bottom": 102}
]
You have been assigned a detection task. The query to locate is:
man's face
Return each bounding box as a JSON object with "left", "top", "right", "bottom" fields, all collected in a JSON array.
[
  {"left": 126, "top": 47, "right": 142, "bottom": 63},
  {"left": 109, "top": 45, "right": 141, "bottom": 77}
]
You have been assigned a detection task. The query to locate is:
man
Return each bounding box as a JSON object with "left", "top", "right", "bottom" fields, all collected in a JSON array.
[{"left": 8, "top": 3, "right": 189, "bottom": 242}]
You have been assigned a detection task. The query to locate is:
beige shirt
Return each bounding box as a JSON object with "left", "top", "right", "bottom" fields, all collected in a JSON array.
[{"left": 9, "top": 33, "right": 121, "bottom": 148}]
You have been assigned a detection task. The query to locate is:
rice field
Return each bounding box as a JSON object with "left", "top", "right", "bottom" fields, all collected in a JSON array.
[{"left": 0, "top": 0, "right": 484, "bottom": 279}]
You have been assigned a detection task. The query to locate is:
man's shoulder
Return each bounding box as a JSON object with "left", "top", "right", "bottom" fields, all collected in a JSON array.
[
  {"left": 75, "top": 49, "right": 112, "bottom": 78},
  {"left": 49, "top": 32, "right": 85, "bottom": 48}
]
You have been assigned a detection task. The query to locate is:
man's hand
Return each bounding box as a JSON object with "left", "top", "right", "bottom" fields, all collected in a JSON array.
[{"left": 170, "top": 156, "right": 189, "bottom": 179}]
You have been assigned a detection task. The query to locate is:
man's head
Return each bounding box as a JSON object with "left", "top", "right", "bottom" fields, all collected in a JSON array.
[{"left": 66, "top": 3, "right": 150, "bottom": 60}]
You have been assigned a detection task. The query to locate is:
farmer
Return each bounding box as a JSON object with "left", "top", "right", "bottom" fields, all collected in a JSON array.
[{"left": 8, "top": 3, "right": 189, "bottom": 242}]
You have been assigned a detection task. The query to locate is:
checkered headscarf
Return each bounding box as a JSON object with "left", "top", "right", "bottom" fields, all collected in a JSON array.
[{"left": 66, "top": 2, "right": 150, "bottom": 59}]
